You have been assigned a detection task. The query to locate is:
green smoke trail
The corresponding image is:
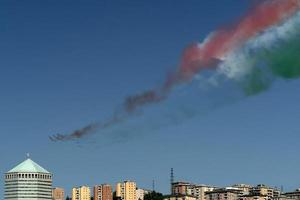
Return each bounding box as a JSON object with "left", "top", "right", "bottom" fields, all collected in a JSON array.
[
  {"left": 266, "top": 37, "right": 300, "bottom": 79},
  {"left": 241, "top": 33, "right": 300, "bottom": 96},
  {"left": 242, "top": 67, "right": 272, "bottom": 96}
]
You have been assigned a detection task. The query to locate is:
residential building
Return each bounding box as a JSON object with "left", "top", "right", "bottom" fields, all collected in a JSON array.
[
  {"left": 53, "top": 187, "right": 65, "bottom": 200},
  {"left": 239, "top": 195, "right": 268, "bottom": 200},
  {"left": 250, "top": 185, "right": 275, "bottom": 200},
  {"left": 72, "top": 186, "right": 91, "bottom": 200},
  {"left": 205, "top": 188, "right": 243, "bottom": 200},
  {"left": 164, "top": 194, "right": 197, "bottom": 200},
  {"left": 94, "top": 184, "right": 113, "bottom": 200},
  {"left": 116, "top": 181, "right": 137, "bottom": 200},
  {"left": 190, "top": 185, "right": 217, "bottom": 200},
  {"left": 172, "top": 182, "right": 216, "bottom": 200},
  {"left": 232, "top": 184, "right": 253, "bottom": 195},
  {"left": 281, "top": 189, "right": 300, "bottom": 200},
  {"left": 172, "top": 182, "right": 191, "bottom": 195},
  {"left": 136, "top": 188, "right": 151, "bottom": 200},
  {"left": 4, "top": 157, "right": 53, "bottom": 200}
]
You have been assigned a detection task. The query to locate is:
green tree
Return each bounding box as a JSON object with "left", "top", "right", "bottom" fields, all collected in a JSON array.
[{"left": 144, "top": 191, "right": 164, "bottom": 200}]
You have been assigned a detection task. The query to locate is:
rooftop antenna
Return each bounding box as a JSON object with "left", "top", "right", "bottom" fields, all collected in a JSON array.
[
  {"left": 170, "top": 168, "right": 174, "bottom": 194},
  {"left": 152, "top": 180, "right": 155, "bottom": 192}
]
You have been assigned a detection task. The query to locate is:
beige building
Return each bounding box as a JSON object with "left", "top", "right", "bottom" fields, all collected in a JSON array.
[
  {"left": 172, "top": 182, "right": 216, "bottom": 200},
  {"left": 239, "top": 195, "right": 268, "bottom": 200},
  {"left": 94, "top": 184, "right": 113, "bottom": 200},
  {"left": 53, "top": 187, "right": 65, "bottom": 200},
  {"left": 250, "top": 184, "right": 276, "bottom": 200},
  {"left": 116, "top": 181, "right": 137, "bottom": 200},
  {"left": 72, "top": 186, "right": 91, "bottom": 200},
  {"left": 190, "top": 185, "right": 217, "bottom": 200},
  {"left": 205, "top": 188, "right": 243, "bottom": 200},
  {"left": 232, "top": 184, "right": 253, "bottom": 195},
  {"left": 279, "top": 189, "right": 300, "bottom": 200},
  {"left": 164, "top": 194, "right": 197, "bottom": 200}
]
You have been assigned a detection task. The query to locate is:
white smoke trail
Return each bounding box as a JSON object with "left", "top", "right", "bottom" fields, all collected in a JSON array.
[{"left": 217, "top": 10, "right": 300, "bottom": 81}]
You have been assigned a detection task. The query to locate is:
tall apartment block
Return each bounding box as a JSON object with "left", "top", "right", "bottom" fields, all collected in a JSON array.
[
  {"left": 4, "top": 158, "right": 53, "bottom": 200},
  {"left": 94, "top": 184, "right": 113, "bottom": 200},
  {"left": 116, "top": 181, "right": 137, "bottom": 200},
  {"left": 72, "top": 186, "right": 91, "bottom": 200}
]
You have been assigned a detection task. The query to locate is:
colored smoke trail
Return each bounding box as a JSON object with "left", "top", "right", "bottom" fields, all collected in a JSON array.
[
  {"left": 177, "top": 0, "right": 300, "bottom": 80},
  {"left": 50, "top": 0, "right": 300, "bottom": 141}
]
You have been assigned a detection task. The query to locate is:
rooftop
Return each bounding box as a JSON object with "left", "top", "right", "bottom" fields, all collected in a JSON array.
[{"left": 7, "top": 158, "right": 50, "bottom": 174}]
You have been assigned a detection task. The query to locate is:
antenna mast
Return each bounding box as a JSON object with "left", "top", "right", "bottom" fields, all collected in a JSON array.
[{"left": 170, "top": 168, "right": 174, "bottom": 194}]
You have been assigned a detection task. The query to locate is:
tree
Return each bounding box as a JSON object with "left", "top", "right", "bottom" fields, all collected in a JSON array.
[
  {"left": 144, "top": 191, "right": 164, "bottom": 200},
  {"left": 113, "top": 191, "right": 122, "bottom": 200}
]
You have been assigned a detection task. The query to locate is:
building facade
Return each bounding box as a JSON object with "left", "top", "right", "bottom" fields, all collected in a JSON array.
[
  {"left": 136, "top": 188, "right": 151, "bottom": 200},
  {"left": 52, "top": 187, "right": 65, "bottom": 200},
  {"left": 239, "top": 195, "right": 268, "bottom": 200},
  {"left": 116, "top": 181, "right": 137, "bottom": 200},
  {"left": 190, "top": 185, "right": 217, "bottom": 200},
  {"left": 4, "top": 158, "right": 53, "bottom": 200},
  {"left": 280, "top": 189, "right": 300, "bottom": 200},
  {"left": 249, "top": 184, "right": 278, "bottom": 200},
  {"left": 72, "top": 186, "right": 91, "bottom": 200},
  {"left": 205, "top": 188, "right": 243, "bottom": 200},
  {"left": 94, "top": 184, "right": 113, "bottom": 200},
  {"left": 172, "top": 182, "right": 216, "bottom": 200},
  {"left": 232, "top": 184, "right": 253, "bottom": 196},
  {"left": 164, "top": 194, "right": 197, "bottom": 200}
]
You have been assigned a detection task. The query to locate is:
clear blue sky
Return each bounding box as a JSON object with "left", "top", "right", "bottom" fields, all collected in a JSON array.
[{"left": 1, "top": 0, "right": 300, "bottom": 197}]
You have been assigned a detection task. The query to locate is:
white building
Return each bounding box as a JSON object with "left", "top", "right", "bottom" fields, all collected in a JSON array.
[
  {"left": 136, "top": 188, "right": 151, "bottom": 200},
  {"left": 4, "top": 158, "right": 52, "bottom": 200}
]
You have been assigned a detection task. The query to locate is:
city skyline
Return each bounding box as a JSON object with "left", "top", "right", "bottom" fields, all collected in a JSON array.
[
  {"left": 3, "top": 156, "right": 300, "bottom": 199},
  {"left": 1, "top": 0, "right": 300, "bottom": 197}
]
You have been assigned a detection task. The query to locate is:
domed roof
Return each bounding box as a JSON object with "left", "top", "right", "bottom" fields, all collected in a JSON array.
[{"left": 7, "top": 158, "right": 50, "bottom": 173}]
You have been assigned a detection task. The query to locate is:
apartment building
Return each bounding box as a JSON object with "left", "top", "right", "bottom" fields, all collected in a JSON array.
[
  {"left": 250, "top": 184, "right": 277, "bottom": 200},
  {"left": 136, "top": 188, "right": 151, "bottom": 200},
  {"left": 205, "top": 188, "right": 243, "bottom": 200},
  {"left": 172, "top": 182, "right": 217, "bottom": 200},
  {"left": 116, "top": 181, "right": 137, "bottom": 200},
  {"left": 232, "top": 184, "right": 253, "bottom": 195},
  {"left": 53, "top": 187, "right": 65, "bottom": 200},
  {"left": 72, "top": 186, "right": 91, "bottom": 200},
  {"left": 164, "top": 194, "right": 197, "bottom": 200},
  {"left": 280, "top": 189, "right": 300, "bottom": 200},
  {"left": 94, "top": 184, "right": 113, "bottom": 200}
]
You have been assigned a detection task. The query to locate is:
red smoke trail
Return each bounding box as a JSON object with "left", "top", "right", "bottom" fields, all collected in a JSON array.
[
  {"left": 50, "top": 0, "right": 300, "bottom": 141},
  {"left": 177, "top": 0, "right": 300, "bottom": 81}
]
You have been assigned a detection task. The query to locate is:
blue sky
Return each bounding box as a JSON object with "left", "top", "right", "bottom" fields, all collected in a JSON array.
[{"left": 1, "top": 0, "right": 300, "bottom": 197}]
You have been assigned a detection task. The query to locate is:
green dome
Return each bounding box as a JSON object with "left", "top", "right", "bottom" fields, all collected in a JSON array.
[{"left": 7, "top": 158, "right": 50, "bottom": 174}]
